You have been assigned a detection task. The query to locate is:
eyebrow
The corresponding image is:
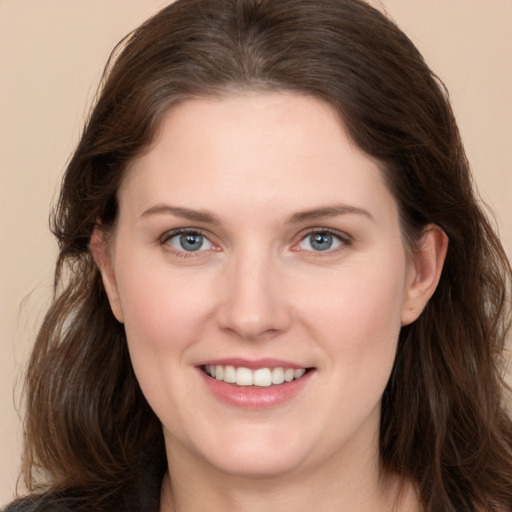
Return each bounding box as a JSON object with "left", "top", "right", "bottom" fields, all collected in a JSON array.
[
  {"left": 288, "top": 205, "right": 375, "bottom": 224},
  {"left": 141, "top": 203, "right": 374, "bottom": 224},
  {"left": 141, "top": 204, "right": 375, "bottom": 224},
  {"left": 141, "top": 205, "right": 219, "bottom": 224}
]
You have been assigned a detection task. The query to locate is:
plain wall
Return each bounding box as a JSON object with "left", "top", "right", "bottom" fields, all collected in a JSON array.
[{"left": 1, "top": 0, "right": 511, "bottom": 505}]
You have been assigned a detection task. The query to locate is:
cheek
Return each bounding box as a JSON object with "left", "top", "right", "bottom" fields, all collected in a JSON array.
[
  {"left": 114, "top": 266, "right": 216, "bottom": 424},
  {"left": 299, "top": 254, "right": 407, "bottom": 364},
  {"left": 115, "top": 263, "right": 217, "bottom": 355}
]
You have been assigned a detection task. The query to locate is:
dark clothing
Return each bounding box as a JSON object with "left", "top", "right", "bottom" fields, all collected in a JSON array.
[{"left": 2, "top": 448, "right": 166, "bottom": 512}]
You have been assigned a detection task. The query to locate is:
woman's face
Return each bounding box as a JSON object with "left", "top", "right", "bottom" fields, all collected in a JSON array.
[{"left": 97, "top": 92, "right": 440, "bottom": 479}]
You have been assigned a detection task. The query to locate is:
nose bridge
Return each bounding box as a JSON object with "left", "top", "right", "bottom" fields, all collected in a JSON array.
[{"left": 216, "top": 242, "right": 291, "bottom": 339}]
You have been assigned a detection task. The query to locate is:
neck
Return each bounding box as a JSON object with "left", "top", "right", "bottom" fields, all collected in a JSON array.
[{"left": 159, "top": 435, "right": 419, "bottom": 512}]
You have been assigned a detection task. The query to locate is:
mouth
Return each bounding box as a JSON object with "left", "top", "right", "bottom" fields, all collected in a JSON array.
[{"left": 201, "top": 364, "right": 312, "bottom": 387}]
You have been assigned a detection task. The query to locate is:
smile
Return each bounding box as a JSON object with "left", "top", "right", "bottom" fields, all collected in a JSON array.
[{"left": 203, "top": 365, "right": 307, "bottom": 387}]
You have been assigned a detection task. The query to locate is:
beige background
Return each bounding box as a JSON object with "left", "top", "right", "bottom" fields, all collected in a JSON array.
[{"left": 1, "top": 0, "right": 511, "bottom": 505}]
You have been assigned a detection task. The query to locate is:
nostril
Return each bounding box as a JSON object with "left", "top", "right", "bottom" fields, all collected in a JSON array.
[{"left": 216, "top": 304, "right": 293, "bottom": 341}]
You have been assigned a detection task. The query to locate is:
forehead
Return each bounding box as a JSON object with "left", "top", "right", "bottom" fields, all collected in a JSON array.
[{"left": 119, "top": 92, "right": 396, "bottom": 224}]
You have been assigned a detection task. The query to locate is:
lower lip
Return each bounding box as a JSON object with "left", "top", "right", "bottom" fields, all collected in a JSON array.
[{"left": 198, "top": 369, "right": 314, "bottom": 409}]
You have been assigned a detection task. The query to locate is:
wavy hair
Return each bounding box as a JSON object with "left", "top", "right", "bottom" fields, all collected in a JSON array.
[{"left": 18, "top": 1, "right": 512, "bottom": 510}]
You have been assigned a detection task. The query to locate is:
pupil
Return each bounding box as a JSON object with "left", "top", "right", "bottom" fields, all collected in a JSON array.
[
  {"left": 180, "top": 233, "right": 203, "bottom": 251},
  {"left": 311, "top": 233, "right": 332, "bottom": 251}
]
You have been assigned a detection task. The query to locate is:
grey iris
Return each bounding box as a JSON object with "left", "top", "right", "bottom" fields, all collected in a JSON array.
[
  {"left": 180, "top": 233, "right": 203, "bottom": 251},
  {"left": 310, "top": 233, "right": 333, "bottom": 251}
]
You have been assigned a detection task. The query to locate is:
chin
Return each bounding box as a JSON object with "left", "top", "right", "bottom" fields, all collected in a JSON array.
[
  {"left": 204, "top": 447, "right": 309, "bottom": 479},
  {"left": 168, "top": 422, "right": 314, "bottom": 479}
]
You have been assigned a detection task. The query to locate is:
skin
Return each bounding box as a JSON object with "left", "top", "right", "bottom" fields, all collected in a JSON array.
[{"left": 92, "top": 92, "right": 447, "bottom": 512}]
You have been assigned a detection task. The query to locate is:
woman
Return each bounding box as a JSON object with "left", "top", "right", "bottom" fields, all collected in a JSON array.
[{"left": 5, "top": 0, "right": 512, "bottom": 510}]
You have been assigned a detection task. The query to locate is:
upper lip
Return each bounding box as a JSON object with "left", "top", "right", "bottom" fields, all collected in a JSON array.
[{"left": 196, "top": 357, "right": 309, "bottom": 370}]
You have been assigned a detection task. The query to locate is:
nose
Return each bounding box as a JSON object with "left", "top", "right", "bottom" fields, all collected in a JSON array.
[{"left": 216, "top": 251, "right": 292, "bottom": 341}]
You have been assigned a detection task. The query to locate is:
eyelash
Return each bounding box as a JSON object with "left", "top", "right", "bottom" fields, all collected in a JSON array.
[
  {"left": 294, "top": 228, "right": 352, "bottom": 254},
  {"left": 160, "top": 228, "right": 217, "bottom": 258},
  {"left": 159, "top": 227, "right": 352, "bottom": 257}
]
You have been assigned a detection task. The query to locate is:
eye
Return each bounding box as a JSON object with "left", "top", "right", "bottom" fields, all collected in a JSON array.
[
  {"left": 297, "top": 230, "right": 344, "bottom": 252},
  {"left": 164, "top": 230, "right": 214, "bottom": 252}
]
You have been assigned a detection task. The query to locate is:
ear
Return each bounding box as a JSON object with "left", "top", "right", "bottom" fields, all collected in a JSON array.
[
  {"left": 401, "top": 224, "right": 448, "bottom": 326},
  {"left": 90, "top": 226, "right": 124, "bottom": 323}
]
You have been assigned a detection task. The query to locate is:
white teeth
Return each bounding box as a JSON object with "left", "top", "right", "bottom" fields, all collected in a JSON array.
[
  {"left": 224, "top": 365, "right": 236, "bottom": 383},
  {"left": 253, "top": 368, "right": 272, "bottom": 387},
  {"left": 294, "top": 369, "right": 306, "bottom": 379},
  {"left": 271, "top": 367, "right": 285, "bottom": 385},
  {"left": 236, "top": 367, "right": 253, "bottom": 386},
  {"left": 205, "top": 365, "right": 307, "bottom": 386},
  {"left": 284, "top": 368, "right": 295, "bottom": 382}
]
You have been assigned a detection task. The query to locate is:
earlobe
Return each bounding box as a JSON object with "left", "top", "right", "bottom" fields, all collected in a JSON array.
[
  {"left": 90, "top": 227, "right": 124, "bottom": 323},
  {"left": 401, "top": 224, "right": 448, "bottom": 326}
]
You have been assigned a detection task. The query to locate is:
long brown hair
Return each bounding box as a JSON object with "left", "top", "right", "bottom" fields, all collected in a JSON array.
[{"left": 19, "top": 0, "right": 512, "bottom": 510}]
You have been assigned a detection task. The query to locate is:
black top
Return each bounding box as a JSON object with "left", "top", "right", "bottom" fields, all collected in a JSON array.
[{"left": 3, "top": 447, "right": 167, "bottom": 512}]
